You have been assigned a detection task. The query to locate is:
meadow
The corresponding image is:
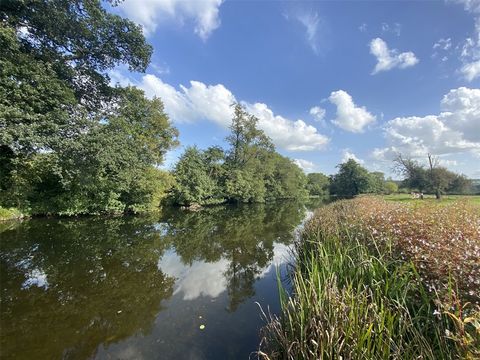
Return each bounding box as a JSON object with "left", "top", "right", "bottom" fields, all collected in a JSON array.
[
  {"left": 382, "top": 193, "right": 480, "bottom": 205},
  {"left": 260, "top": 197, "right": 480, "bottom": 359}
]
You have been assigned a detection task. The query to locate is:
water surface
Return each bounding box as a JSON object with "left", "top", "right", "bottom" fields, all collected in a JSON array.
[{"left": 0, "top": 201, "right": 323, "bottom": 360}]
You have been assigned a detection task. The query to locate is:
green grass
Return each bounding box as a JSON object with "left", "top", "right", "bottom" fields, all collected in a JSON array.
[
  {"left": 382, "top": 193, "right": 480, "bottom": 205},
  {"left": 0, "top": 207, "right": 24, "bottom": 221}
]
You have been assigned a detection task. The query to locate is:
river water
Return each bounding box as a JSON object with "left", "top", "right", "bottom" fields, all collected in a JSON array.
[{"left": 0, "top": 200, "right": 324, "bottom": 360}]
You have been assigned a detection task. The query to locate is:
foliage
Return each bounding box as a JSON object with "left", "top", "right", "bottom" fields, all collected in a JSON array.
[
  {"left": 226, "top": 103, "right": 274, "bottom": 169},
  {"left": 1, "top": 87, "right": 178, "bottom": 215},
  {"left": 0, "top": 2, "right": 178, "bottom": 215},
  {"left": 394, "top": 154, "right": 471, "bottom": 196},
  {"left": 368, "top": 171, "right": 386, "bottom": 194},
  {"left": 329, "top": 159, "right": 372, "bottom": 197},
  {"left": 0, "top": 206, "right": 23, "bottom": 221},
  {"left": 1, "top": 0, "right": 151, "bottom": 113},
  {"left": 384, "top": 181, "right": 399, "bottom": 194},
  {"left": 172, "top": 146, "right": 225, "bottom": 206},
  {"left": 172, "top": 103, "right": 307, "bottom": 205},
  {"left": 306, "top": 172, "right": 330, "bottom": 196},
  {"left": 260, "top": 197, "right": 480, "bottom": 359}
]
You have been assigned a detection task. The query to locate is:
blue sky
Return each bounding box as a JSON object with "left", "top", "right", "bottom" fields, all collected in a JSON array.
[{"left": 108, "top": 0, "right": 480, "bottom": 178}]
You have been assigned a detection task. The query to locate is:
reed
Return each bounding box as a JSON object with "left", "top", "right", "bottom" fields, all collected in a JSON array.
[{"left": 259, "top": 197, "right": 480, "bottom": 360}]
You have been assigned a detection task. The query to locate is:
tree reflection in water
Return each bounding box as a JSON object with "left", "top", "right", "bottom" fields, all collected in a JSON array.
[{"left": 0, "top": 200, "right": 324, "bottom": 359}]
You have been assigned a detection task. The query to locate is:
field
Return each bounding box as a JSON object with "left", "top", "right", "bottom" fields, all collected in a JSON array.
[
  {"left": 260, "top": 196, "right": 480, "bottom": 360},
  {"left": 382, "top": 193, "right": 480, "bottom": 205}
]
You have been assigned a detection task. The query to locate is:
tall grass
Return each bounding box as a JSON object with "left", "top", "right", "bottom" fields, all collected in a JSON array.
[{"left": 259, "top": 197, "right": 480, "bottom": 360}]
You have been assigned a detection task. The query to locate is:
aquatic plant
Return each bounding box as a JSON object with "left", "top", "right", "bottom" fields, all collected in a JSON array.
[{"left": 259, "top": 197, "right": 480, "bottom": 359}]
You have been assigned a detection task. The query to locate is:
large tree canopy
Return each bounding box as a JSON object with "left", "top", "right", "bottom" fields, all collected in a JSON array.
[
  {"left": 1, "top": 1, "right": 179, "bottom": 215},
  {"left": 329, "top": 159, "right": 372, "bottom": 197},
  {"left": 1, "top": 0, "right": 152, "bottom": 155}
]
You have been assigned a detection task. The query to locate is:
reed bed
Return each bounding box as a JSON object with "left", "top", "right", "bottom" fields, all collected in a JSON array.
[{"left": 259, "top": 197, "right": 480, "bottom": 360}]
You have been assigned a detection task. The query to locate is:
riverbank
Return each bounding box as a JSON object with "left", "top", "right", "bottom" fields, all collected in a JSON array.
[{"left": 260, "top": 197, "right": 480, "bottom": 359}]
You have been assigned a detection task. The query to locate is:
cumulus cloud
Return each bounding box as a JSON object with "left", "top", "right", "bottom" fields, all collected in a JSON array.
[
  {"left": 328, "top": 90, "right": 376, "bottom": 133},
  {"left": 369, "top": 38, "right": 419, "bottom": 74},
  {"left": 293, "top": 159, "right": 316, "bottom": 173},
  {"left": 245, "top": 103, "right": 329, "bottom": 151},
  {"left": 118, "top": 0, "right": 224, "bottom": 39},
  {"left": 373, "top": 87, "right": 480, "bottom": 161},
  {"left": 342, "top": 149, "right": 364, "bottom": 164},
  {"left": 136, "top": 74, "right": 329, "bottom": 151}
]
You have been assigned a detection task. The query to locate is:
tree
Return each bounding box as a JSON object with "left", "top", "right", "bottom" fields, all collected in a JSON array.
[
  {"left": 306, "top": 173, "right": 330, "bottom": 196},
  {"left": 394, "top": 153, "right": 470, "bottom": 198},
  {"left": 171, "top": 104, "right": 307, "bottom": 205},
  {"left": 393, "top": 154, "right": 429, "bottom": 192},
  {"left": 172, "top": 147, "right": 224, "bottom": 206},
  {"left": 448, "top": 174, "right": 472, "bottom": 194},
  {"left": 0, "top": 1, "right": 180, "bottom": 215},
  {"left": 329, "top": 159, "right": 372, "bottom": 197},
  {"left": 368, "top": 171, "right": 386, "bottom": 194},
  {"left": 226, "top": 103, "right": 274, "bottom": 169},
  {"left": 384, "top": 181, "right": 399, "bottom": 194},
  {"left": 1, "top": 0, "right": 151, "bottom": 111}
]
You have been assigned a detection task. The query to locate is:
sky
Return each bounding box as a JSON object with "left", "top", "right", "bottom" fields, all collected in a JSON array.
[{"left": 107, "top": 0, "right": 480, "bottom": 178}]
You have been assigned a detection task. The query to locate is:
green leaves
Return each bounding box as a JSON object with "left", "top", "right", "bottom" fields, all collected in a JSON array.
[
  {"left": 172, "top": 104, "right": 307, "bottom": 206},
  {"left": 1, "top": 3, "right": 177, "bottom": 215}
]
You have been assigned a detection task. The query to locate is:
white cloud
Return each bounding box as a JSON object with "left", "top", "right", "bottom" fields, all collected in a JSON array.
[
  {"left": 369, "top": 38, "right": 419, "bottom": 74},
  {"left": 373, "top": 87, "right": 480, "bottom": 161},
  {"left": 460, "top": 59, "right": 480, "bottom": 81},
  {"left": 433, "top": 38, "right": 452, "bottom": 51},
  {"left": 439, "top": 159, "right": 459, "bottom": 167},
  {"left": 296, "top": 12, "right": 320, "bottom": 54},
  {"left": 342, "top": 149, "right": 364, "bottom": 164},
  {"left": 22, "top": 268, "right": 48, "bottom": 290},
  {"left": 158, "top": 243, "right": 292, "bottom": 300},
  {"left": 245, "top": 103, "right": 329, "bottom": 151},
  {"left": 328, "top": 90, "right": 376, "bottom": 133},
  {"left": 381, "top": 22, "right": 402, "bottom": 36},
  {"left": 118, "top": 0, "right": 224, "bottom": 40},
  {"left": 451, "top": 0, "right": 480, "bottom": 80},
  {"left": 140, "top": 74, "right": 234, "bottom": 126},
  {"left": 136, "top": 74, "right": 329, "bottom": 151},
  {"left": 359, "top": 23, "right": 367, "bottom": 32},
  {"left": 294, "top": 159, "right": 316, "bottom": 173},
  {"left": 309, "top": 106, "right": 326, "bottom": 122},
  {"left": 158, "top": 252, "right": 228, "bottom": 300}
]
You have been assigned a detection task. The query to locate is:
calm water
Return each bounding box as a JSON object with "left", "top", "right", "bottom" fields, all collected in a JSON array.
[{"left": 0, "top": 200, "right": 324, "bottom": 360}]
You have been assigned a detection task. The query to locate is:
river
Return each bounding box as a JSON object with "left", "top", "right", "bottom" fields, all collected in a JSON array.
[{"left": 0, "top": 200, "right": 325, "bottom": 360}]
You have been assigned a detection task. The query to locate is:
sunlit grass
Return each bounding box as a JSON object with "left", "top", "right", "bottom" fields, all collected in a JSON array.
[
  {"left": 260, "top": 197, "right": 480, "bottom": 360},
  {"left": 382, "top": 193, "right": 480, "bottom": 205},
  {"left": 0, "top": 207, "right": 24, "bottom": 221}
]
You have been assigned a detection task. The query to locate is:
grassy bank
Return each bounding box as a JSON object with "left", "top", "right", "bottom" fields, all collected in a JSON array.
[
  {"left": 260, "top": 197, "right": 479, "bottom": 359},
  {"left": 382, "top": 193, "right": 480, "bottom": 205},
  {"left": 0, "top": 207, "right": 24, "bottom": 221}
]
